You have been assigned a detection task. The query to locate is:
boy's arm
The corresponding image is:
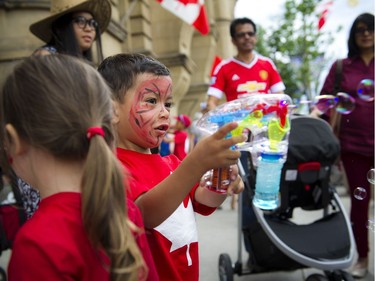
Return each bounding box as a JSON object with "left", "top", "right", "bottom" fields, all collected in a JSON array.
[{"left": 135, "top": 122, "right": 245, "bottom": 229}]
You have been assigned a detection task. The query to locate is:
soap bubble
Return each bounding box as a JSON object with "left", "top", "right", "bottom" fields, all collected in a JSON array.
[
  {"left": 335, "top": 92, "right": 355, "bottom": 114},
  {"left": 357, "top": 79, "right": 374, "bottom": 102},
  {"left": 367, "top": 220, "right": 375, "bottom": 232},
  {"left": 313, "top": 95, "right": 336, "bottom": 114},
  {"left": 367, "top": 169, "right": 375, "bottom": 184},
  {"left": 353, "top": 187, "right": 367, "bottom": 200}
]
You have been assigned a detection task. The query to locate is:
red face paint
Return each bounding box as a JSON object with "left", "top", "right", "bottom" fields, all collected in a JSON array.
[{"left": 128, "top": 75, "right": 173, "bottom": 148}]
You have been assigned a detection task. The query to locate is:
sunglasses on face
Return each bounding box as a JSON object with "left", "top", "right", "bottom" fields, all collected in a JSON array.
[
  {"left": 355, "top": 27, "right": 374, "bottom": 36},
  {"left": 73, "top": 16, "right": 98, "bottom": 30},
  {"left": 235, "top": 31, "right": 256, "bottom": 39}
]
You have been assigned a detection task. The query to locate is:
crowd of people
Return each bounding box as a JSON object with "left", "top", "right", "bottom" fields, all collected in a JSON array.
[{"left": 0, "top": 0, "right": 373, "bottom": 280}]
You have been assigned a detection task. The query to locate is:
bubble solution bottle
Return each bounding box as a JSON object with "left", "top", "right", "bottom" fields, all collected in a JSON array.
[{"left": 253, "top": 152, "right": 284, "bottom": 210}]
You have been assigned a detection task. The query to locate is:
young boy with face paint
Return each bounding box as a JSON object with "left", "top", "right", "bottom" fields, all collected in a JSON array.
[{"left": 98, "top": 53, "right": 245, "bottom": 281}]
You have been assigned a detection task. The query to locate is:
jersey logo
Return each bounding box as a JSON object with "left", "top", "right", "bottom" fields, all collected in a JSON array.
[
  {"left": 231, "top": 74, "right": 240, "bottom": 81},
  {"left": 259, "top": 70, "right": 268, "bottom": 80},
  {"left": 237, "top": 81, "right": 267, "bottom": 93}
]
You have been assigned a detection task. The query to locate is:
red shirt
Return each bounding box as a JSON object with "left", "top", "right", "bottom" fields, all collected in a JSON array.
[
  {"left": 207, "top": 53, "right": 285, "bottom": 101},
  {"left": 117, "top": 148, "right": 216, "bottom": 281},
  {"left": 8, "top": 192, "right": 158, "bottom": 281},
  {"left": 320, "top": 56, "right": 374, "bottom": 156}
]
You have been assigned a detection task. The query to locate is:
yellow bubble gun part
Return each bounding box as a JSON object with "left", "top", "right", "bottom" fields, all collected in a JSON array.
[
  {"left": 268, "top": 116, "right": 290, "bottom": 151},
  {"left": 231, "top": 110, "right": 263, "bottom": 143}
]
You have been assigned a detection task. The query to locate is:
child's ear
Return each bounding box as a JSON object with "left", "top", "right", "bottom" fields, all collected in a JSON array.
[
  {"left": 112, "top": 101, "right": 120, "bottom": 125},
  {"left": 5, "top": 124, "right": 27, "bottom": 156}
]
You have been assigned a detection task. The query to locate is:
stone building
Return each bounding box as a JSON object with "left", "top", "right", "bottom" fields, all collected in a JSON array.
[{"left": 0, "top": 0, "right": 237, "bottom": 118}]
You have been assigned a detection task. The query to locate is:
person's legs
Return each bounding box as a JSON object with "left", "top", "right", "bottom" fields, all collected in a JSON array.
[{"left": 341, "top": 151, "right": 373, "bottom": 277}]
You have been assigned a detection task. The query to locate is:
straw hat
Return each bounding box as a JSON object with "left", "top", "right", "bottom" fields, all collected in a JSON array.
[{"left": 29, "top": 0, "right": 111, "bottom": 43}]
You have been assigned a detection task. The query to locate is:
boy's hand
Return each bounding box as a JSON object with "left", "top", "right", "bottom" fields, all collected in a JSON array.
[
  {"left": 226, "top": 164, "right": 244, "bottom": 195},
  {"left": 194, "top": 164, "right": 244, "bottom": 208}
]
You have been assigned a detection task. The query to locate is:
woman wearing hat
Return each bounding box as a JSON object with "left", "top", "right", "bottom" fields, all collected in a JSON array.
[{"left": 30, "top": 0, "right": 111, "bottom": 63}]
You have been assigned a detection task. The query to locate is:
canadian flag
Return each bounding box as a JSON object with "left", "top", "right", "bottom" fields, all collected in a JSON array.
[
  {"left": 316, "top": 0, "right": 333, "bottom": 30},
  {"left": 156, "top": 0, "right": 210, "bottom": 35}
]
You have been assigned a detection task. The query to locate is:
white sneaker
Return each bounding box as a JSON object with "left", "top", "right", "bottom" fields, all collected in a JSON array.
[{"left": 351, "top": 259, "right": 368, "bottom": 279}]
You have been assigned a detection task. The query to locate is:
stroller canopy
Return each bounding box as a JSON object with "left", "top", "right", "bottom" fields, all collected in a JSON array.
[{"left": 286, "top": 115, "right": 340, "bottom": 166}]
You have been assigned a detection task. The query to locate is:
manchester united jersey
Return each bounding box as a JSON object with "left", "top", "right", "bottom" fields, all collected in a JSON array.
[{"left": 207, "top": 53, "right": 285, "bottom": 101}]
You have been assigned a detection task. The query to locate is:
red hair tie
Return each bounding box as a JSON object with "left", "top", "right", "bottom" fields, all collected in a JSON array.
[{"left": 87, "top": 127, "right": 105, "bottom": 140}]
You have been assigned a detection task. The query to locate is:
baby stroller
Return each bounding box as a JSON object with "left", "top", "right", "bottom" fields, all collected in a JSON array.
[{"left": 218, "top": 115, "right": 356, "bottom": 281}]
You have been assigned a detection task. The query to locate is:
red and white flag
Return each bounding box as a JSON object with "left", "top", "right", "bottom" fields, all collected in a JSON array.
[
  {"left": 316, "top": 0, "right": 333, "bottom": 30},
  {"left": 156, "top": 0, "right": 210, "bottom": 35}
]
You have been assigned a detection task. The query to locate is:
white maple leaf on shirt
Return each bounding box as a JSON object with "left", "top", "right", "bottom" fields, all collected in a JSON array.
[{"left": 154, "top": 199, "right": 198, "bottom": 266}]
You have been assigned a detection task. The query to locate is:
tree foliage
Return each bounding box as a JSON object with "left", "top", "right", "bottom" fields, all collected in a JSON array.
[{"left": 256, "top": 0, "right": 338, "bottom": 100}]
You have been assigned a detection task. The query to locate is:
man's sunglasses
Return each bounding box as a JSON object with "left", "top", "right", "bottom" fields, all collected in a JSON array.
[{"left": 235, "top": 31, "right": 256, "bottom": 38}]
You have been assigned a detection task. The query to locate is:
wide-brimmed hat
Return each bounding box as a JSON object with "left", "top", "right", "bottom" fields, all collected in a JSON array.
[{"left": 29, "top": 0, "right": 111, "bottom": 43}]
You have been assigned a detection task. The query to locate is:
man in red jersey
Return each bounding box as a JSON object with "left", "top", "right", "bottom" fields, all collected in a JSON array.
[{"left": 206, "top": 17, "right": 285, "bottom": 110}]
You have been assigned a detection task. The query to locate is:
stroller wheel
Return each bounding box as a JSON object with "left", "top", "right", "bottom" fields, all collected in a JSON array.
[
  {"left": 218, "top": 253, "right": 234, "bottom": 281},
  {"left": 306, "top": 273, "right": 329, "bottom": 281}
]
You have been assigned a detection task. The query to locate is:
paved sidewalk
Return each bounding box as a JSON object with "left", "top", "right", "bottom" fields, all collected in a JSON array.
[{"left": 197, "top": 189, "right": 374, "bottom": 281}]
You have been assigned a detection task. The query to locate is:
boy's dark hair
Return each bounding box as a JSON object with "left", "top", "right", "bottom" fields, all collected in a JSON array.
[
  {"left": 230, "top": 17, "right": 257, "bottom": 38},
  {"left": 98, "top": 53, "right": 170, "bottom": 102},
  {"left": 348, "top": 13, "right": 374, "bottom": 58}
]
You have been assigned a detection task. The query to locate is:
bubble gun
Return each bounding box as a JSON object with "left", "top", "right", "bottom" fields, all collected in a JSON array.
[{"left": 197, "top": 93, "right": 293, "bottom": 194}]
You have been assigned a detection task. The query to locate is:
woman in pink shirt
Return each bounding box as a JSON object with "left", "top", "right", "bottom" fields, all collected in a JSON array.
[{"left": 320, "top": 13, "right": 374, "bottom": 278}]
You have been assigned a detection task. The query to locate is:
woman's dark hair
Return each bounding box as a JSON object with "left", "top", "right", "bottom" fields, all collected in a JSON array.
[
  {"left": 50, "top": 12, "right": 104, "bottom": 62},
  {"left": 348, "top": 13, "right": 374, "bottom": 58},
  {"left": 230, "top": 17, "right": 257, "bottom": 38}
]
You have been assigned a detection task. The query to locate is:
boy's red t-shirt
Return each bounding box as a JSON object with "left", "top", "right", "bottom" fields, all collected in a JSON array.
[{"left": 117, "top": 148, "right": 216, "bottom": 281}]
